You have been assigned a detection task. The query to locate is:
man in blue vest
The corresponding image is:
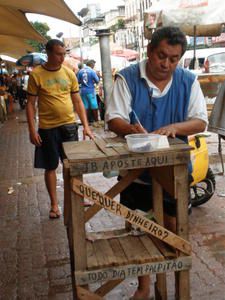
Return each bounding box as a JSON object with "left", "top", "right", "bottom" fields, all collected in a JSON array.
[{"left": 106, "top": 27, "right": 208, "bottom": 299}]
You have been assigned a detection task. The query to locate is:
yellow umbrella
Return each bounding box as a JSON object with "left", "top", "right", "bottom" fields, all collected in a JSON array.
[{"left": 0, "top": 0, "right": 81, "bottom": 26}]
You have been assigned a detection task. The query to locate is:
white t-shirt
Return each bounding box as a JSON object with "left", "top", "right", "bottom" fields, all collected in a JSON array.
[{"left": 105, "top": 60, "right": 208, "bottom": 125}]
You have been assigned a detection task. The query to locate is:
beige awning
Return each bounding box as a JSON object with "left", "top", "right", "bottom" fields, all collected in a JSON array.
[
  {"left": 0, "top": 0, "right": 81, "bottom": 26},
  {"left": 144, "top": 0, "right": 225, "bottom": 39},
  {"left": 0, "top": 6, "right": 46, "bottom": 42},
  {"left": 0, "top": 35, "right": 34, "bottom": 58}
]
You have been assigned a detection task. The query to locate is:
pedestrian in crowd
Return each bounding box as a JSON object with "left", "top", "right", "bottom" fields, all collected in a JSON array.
[
  {"left": 16, "top": 72, "right": 25, "bottom": 109},
  {"left": 26, "top": 39, "right": 93, "bottom": 219},
  {"left": 77, "top": 59, "right": 100, "bottom": 124},
  {"left": 77, "top": 62, "right": 84, "bottom": 73},
  {"left": 22, "top": 71, "right": 30, "bottom": 93},
  {"left": 4, "top": 74, "right": 14, "bottom": 113},
  {"left": 105, "top": 26, "right": 208, "bottom": 299},
  {"left": 11, "top": 73, "right": 17, "bottom": 102}
]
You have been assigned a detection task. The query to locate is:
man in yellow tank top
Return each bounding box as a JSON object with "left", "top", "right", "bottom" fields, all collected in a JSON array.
[{"left": 26, "top": 39, "right": 93, "bottom": 219}]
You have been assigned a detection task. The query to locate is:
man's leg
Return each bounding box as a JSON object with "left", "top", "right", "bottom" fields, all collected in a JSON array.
[
  {"left": 89, "top": 93, "right": 98, "bottom": 122},
  {"left": 133, "top": 276, "right": 150, "bottom": 299},
  {"left": 92, "top": 109, "right": 99, "bottom": 122},
  {"left": 45, "top": 169, "right": 60, "bottom": 217}
]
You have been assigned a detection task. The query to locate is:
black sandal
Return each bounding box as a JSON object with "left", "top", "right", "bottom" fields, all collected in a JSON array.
[{"left": 49, "top": 209, "right": 60, "bottom": 219}]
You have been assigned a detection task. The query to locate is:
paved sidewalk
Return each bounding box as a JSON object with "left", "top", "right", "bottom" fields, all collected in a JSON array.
[{"left": 0, "top": 107, "right": 225, "bottom": 299}]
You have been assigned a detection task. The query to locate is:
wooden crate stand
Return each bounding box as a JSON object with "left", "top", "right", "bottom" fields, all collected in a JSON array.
[{"left": 63, "top": 137, "right": 192, "bottom": 300}]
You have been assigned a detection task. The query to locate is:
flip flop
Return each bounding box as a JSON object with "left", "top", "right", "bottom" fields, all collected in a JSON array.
[{"left": 49, "top": 209, "right": 60, "bottom": 219}]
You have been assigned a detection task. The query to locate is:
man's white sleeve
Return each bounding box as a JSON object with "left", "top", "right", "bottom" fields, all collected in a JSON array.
[
  {"left": 188, "top": 78, "right": 208, "bottom": 124},
  {"left": 105, "top": 77, "right": 131, "bottom": 123}
]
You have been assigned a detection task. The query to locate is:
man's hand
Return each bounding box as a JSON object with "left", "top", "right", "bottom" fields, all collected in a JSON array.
[
  {"left": 152, "top": 119, "right": 207, "bottom": 138},
  {"left": 132, "top": 123, "right": 148, "bottom": 134},
  {"left": 83, "top": 126, "right": 94, "bottom": 140},
  {"left": 152, "top": 124, "right": 177, "bottom": 138},
  {"left": 29, "top": 131, "right": 42, "bottom": 146},
  {"left": 108, "top": 118, "right": 148, "bottom": 136}
]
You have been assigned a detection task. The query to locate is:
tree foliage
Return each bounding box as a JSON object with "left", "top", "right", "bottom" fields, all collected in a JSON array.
[
  {"left": 27, "top": 21, "right": 51, "bottom": 52},
  {"left": 111, "top": 19, "right": 125, "bottom": 33}
]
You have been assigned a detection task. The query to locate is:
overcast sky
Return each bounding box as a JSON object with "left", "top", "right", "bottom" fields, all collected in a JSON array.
[{"left": 27, "top": 0, "right": 124, "bottom": 38}]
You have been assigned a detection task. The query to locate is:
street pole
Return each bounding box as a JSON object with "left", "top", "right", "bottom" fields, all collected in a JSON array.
[
  {"left": 77, "top": 8, "right": 89, "bottom": 64},
  {"left": 79, "top": 26, "right": 84, "bottom": 63},
  {"left": 95, "top": 29, "right": 113, "bottom": 111}
]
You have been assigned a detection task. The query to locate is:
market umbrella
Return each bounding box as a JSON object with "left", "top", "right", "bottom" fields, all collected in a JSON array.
[
  {"left": 144, "top": 0, "right": 225, "bottom": 64},
  {"left": 63, "top": 56, "right": 80, "bottom": 73},
  {"left": 16, "top": 53, "right": 47, "bottom": 67},
  {"left": 0, "top": 0, "right": 81, "bottom": 26},
  {"left": 0, "top": 6, "right": 46, "bottom": 41},
  {"left": 0, "top": 35, "right": 34, "bottom": 58},
  {"left": 111, "top": 47, "right": 139, "bottom": 61}
]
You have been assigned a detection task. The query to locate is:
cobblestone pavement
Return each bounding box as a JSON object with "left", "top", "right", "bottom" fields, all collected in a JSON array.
[{"left": 0, "top": 107, "right": 225, "bottom": 300}]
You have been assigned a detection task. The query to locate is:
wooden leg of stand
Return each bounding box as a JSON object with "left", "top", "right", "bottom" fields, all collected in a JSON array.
[
  {"left": 174, "top": 165, "right": 190, "bottom": 300},
  {"left": 152, "top": 179, "right": 167, "bottom": 300}
]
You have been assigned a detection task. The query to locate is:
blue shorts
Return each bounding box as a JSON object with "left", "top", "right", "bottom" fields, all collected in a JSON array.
[
  {"left": 34, "top": 123, "right": 78, "bottom": 170},
  {"left": 81, "top": 93, "right": 98, "bottom": 109}
]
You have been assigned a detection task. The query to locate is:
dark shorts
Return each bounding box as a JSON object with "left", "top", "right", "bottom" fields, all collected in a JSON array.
[
  {"left": 34, "top": 123, "right": 78, "bottom": 170},
  {"left": 120, "top": 179, "right": 177, "bottom": 217}
]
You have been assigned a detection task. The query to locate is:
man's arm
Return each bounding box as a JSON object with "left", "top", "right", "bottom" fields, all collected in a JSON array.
[
  {"left": 71, "top": 92, "right": 94, "bottom": 139},
  {"left": 26, "top": 94, "right": 42, "bottom": 146},
  {"left": 106, "top": 77, "right": 147, "bottom": 136},
  {"left": 153, "top": 78, "right": 207, "bottom": 137},
  {"left": 93, "top": 71, "right": 100, "bottom": 84},
  {"left": 108, "top": 118, "right": 147, "bottom": 137},
  {"left": 152, "top": 118, "right": 207, "bottom": 138}
]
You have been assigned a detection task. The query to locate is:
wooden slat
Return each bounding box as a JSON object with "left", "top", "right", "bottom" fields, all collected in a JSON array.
[
  {"left": 77, "top": 286, "right": 103, "bottom": 300},
  {"left": 152, "top": 178, "right": 168, "bottom": 300},
  {"left": 108, "top": 237, "right": 129, "bottom": 266},
  {"left": 104, "top": 137, "right": 128, "bottom": 156},
  {"left": 174, "top": 165, "right": 190, "bottom": 300},
  {"left": 71, "top": 176, "right": 87, "bottom": 272},
  {"left": 95, "top": 279, "right": 124, "bottom": 297},
  {"left": 174, "top": 165, "right": 189, "bottom": 240},
  {"left": 75, "top": 256, "right": 192, "bottom": 285},
  {"left": 149, "top": 166, "right": 174, "bottom": 197},
  {"left": 63, "top": 140, "right": 106, "bottom": 161},
  {"left": 151, "top": 237, "right": 176, "bottom": 259},
  {"left": 152, "top": 178, "right": 164, "bottom": 225},
  {"left": 73, "top": 179, "right": 192, "bottom": 255},
  {"left": 119, "top": 236, "right": 152, "bottom": 264},
  {"left": 168, "top": 137, "right": 185, "bottom": 145},
  {"left": 63, "top": 137, "right": 191, "bottom": 165},
  {"left": 86, "top": 228, "right": 130, "bottom": 241},
  {"left": 63, "top": 159, "right": 70, "bottom": 227},
  {"left": 85, "top": 168, "right": 144, "bottom": 222},
  {"left": 102, "top": 138, "right": 127, "bottom": 156},
  {"left": 139, "top": 235, "right": 164, "bottom": 262},
  {"left": 93, "top": 137, "right": 118, "bottom": 157},
  {"left": 87, "top": 241, "right": 99, "bottom": 270},
  {"left": 69, "top": 149, "right": 191, "bottom": 176},
  {"left": 93, "top": 239, "right": 117, "bottom": 268}
]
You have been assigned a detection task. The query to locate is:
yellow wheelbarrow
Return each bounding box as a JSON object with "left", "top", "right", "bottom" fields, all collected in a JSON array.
[{"left": 189, "top": 133, "right": 215, "bottom": 207}]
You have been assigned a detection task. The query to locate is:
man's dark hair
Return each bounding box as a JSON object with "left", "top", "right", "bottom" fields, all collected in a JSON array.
[
  {"left": 149, "top": 26, "right": 187, "bottom": 56},
  {"left": 86, "top": 59, "right": 96, "bottom": 67},
  {"left": 78, "top": 62, "right": 84, "bottom": 70},
  {"left": 45, "top": 39, "right": 65, "bottom": 52}
]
